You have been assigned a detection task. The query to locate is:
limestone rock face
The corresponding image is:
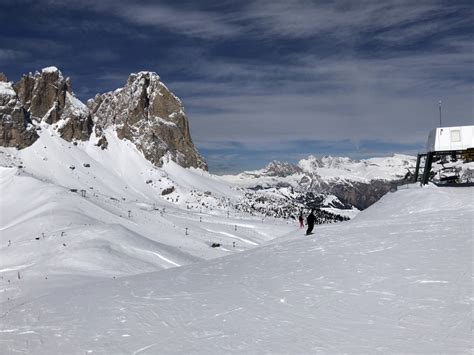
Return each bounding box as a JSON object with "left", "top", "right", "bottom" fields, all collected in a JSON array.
[
  {"left": 88, "top": 71, "right": 207, "bottom": 169},
  {"left": 324, "top": 179, "right": 399, "bottom": 210},
  {"left": 264, "top": 161, "right": 303, "bottom": 177},
  {"left": 0, "top": 78, "right": 38, "bottom": 148},
  {"left": 1, "top": 67, "right": 206, "bottom": 170},
  {"left": 14, "top": 67, "right": 92, "bottom": 141}
]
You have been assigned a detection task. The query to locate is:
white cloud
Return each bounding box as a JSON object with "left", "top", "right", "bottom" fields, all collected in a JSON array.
[
  {"left": 117, "top": 3, "right": 242, "bottom": 39},
  {"left": 242, "top": 0, "right": 445, "bottom": 39}
]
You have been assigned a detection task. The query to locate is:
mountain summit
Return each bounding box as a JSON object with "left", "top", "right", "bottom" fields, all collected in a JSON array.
[
  {"left": 88, "top": 71, "right": 206, "bottom": 169},
  {"left": 0, "top": 67, "right": 207, "bottom": 170}
]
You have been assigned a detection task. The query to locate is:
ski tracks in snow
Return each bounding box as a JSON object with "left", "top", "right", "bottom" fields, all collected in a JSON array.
[{"left": 205, "top": 228, "right": 259, "bottom": 246}]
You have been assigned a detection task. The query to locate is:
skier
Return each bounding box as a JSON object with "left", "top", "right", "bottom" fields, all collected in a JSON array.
[
  {"left": 306, "top": 209, "right": 316, "bottom": 235},
  {"left": 298, "top": 211, "right": 304, "bottom": 228}
]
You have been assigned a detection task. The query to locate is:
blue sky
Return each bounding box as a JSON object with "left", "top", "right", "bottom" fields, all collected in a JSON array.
[{"left": 1, "top": 0, "right": 472, "bottom": 173}]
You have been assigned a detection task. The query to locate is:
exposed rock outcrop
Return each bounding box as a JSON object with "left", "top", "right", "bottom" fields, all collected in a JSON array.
[
  {"left": 88, "top": 71, "right": 207, "bottom": 169},
  {"left": 2, "top": 67, "right": 206, "bottom": 170},
  {"left": 14, "top": 67, "right": 92, "bottom": 141},
  {"left": 324, "top": 180, "right": 399, "bottom": 210},
  {"left": 264, "top": 161, "right": 303, "bottom": 177},
  {"left": 0, "top": 77, "right": 38, "bottom": 148}
]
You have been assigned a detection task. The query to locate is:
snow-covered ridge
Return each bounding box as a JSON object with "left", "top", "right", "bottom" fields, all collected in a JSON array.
[
  {"left": 224, "top": 154, "right": 415, "bottom": 187},
  {"left": 218, "top": 154, "right": 417, "bottom": 211},
  {"left": 298, "top": 153, "right": 414, "bottom": 182}
]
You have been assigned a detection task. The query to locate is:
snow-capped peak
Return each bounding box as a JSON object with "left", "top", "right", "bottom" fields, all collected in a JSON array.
[
  {"left": 264, "top": 160, "right": 302, "bottom": 177},
  {"left": 41, "top": 66, "right": 62, "bottom": 76},
  {"left": 127, "top": 71, "right": 161, "bottom": 85}
]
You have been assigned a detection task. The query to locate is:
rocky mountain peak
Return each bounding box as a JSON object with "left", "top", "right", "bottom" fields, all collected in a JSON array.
[
  {"left": 13, "top": 67, "right": 92, "bottom": 141},
  {"left": 264, "top": 160, "right": 302, "bottom": 177},
  {"left": 89, "top": 71, "right": 207, "bottom": 170},
  {"left": 1, "top": 66, "right": 207, "bottom": 170},
  {"left": 298, "top": 155, "right": 355, "bottom": 171},
  {"left": 15, "top": 67, "right": 70, "bottom": 121}
]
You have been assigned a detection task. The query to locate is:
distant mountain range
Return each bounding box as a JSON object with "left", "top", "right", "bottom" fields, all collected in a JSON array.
[{"left": 220, "top": 154, "right": 416, "bottom": 210}]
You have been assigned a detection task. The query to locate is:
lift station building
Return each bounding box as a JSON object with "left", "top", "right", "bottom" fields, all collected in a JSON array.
[{"left": 414, "top": 125, "right": 474, "bottom": 185}]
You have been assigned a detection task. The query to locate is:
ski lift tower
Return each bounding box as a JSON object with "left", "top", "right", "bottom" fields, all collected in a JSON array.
[{"left": 414, "top": 125, "right": 474, "bottom": 185}]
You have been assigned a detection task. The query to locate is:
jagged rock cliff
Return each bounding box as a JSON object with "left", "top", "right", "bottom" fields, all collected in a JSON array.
[
  {"left": 14, "top": 67, "right": 93, "bottom": 141},
  {"left": 88, "top": 72, "right": 207, "bottom": 169},
  {"left": 0, "top": 67, "right": 207, "bottom": 170},
  {"left": 0, "top": 75, "right": 38, "bottom": 148}
]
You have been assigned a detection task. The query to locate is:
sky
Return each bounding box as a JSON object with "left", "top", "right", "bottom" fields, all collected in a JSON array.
[{"left": 0, "top": 0, "right": 472, "bottom": 173}]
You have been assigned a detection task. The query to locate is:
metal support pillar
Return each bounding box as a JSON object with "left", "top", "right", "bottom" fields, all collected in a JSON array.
[
  {"left": 421, "top": 152, "right": 434, "bottom": 185},
  {"left": 413, "top": 154, "right": 424, "bottom": 182}
]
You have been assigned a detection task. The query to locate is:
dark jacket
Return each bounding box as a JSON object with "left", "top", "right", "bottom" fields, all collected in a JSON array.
[{"left": 306, "top": 212, "right": 316, "bottom": 226}]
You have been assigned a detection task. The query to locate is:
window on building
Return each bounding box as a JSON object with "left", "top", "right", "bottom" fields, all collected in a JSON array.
[{"left": 450, "top": 129, "right": 461, "bottom": 142}]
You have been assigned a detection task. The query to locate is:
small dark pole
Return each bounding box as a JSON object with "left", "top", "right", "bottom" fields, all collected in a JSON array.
[
  {"left": 233, "top": 242, "right": 236, "bottom": 248},
  {"left": 185, "top": 227, "right": 188, "bottom": 236},
  {"left": 438, "top": 100, "right": 442, "bottom": 127},
  {"left": 8, "top": 240, "right": 11, "bottom": 247},
  {"left": 199, "top": 217, "right": 202, "bottom": 222},
  {"left": 128, "top": 210, "right": 132, "bottom": 218},
  {"left": 234, "top": 225, "right": 237, "bottom": 231}
]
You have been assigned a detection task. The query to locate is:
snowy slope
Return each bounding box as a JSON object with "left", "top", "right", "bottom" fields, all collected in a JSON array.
[
  {"left": 0, "top": 124, "right": 296, "bottom": 283},
  {"left": 1, "top": 185, "right": 472, "bottom": 353}
]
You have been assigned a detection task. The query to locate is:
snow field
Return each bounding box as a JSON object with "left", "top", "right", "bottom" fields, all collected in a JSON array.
[{"left": 0, "top": 184, "right": 472, "bottom": 353}]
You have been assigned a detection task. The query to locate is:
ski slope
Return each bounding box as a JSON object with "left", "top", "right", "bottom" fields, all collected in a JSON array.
[
  {"left": 0, "top": 124, "right": 295, "bottom": 299},
  {"left": 1, "top": 184, "right": 472, "bottom": 354}
]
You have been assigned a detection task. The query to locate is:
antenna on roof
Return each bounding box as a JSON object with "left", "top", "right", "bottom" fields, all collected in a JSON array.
[{"left": 438, "top": 100, "right": 442, "bottom": 127}]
